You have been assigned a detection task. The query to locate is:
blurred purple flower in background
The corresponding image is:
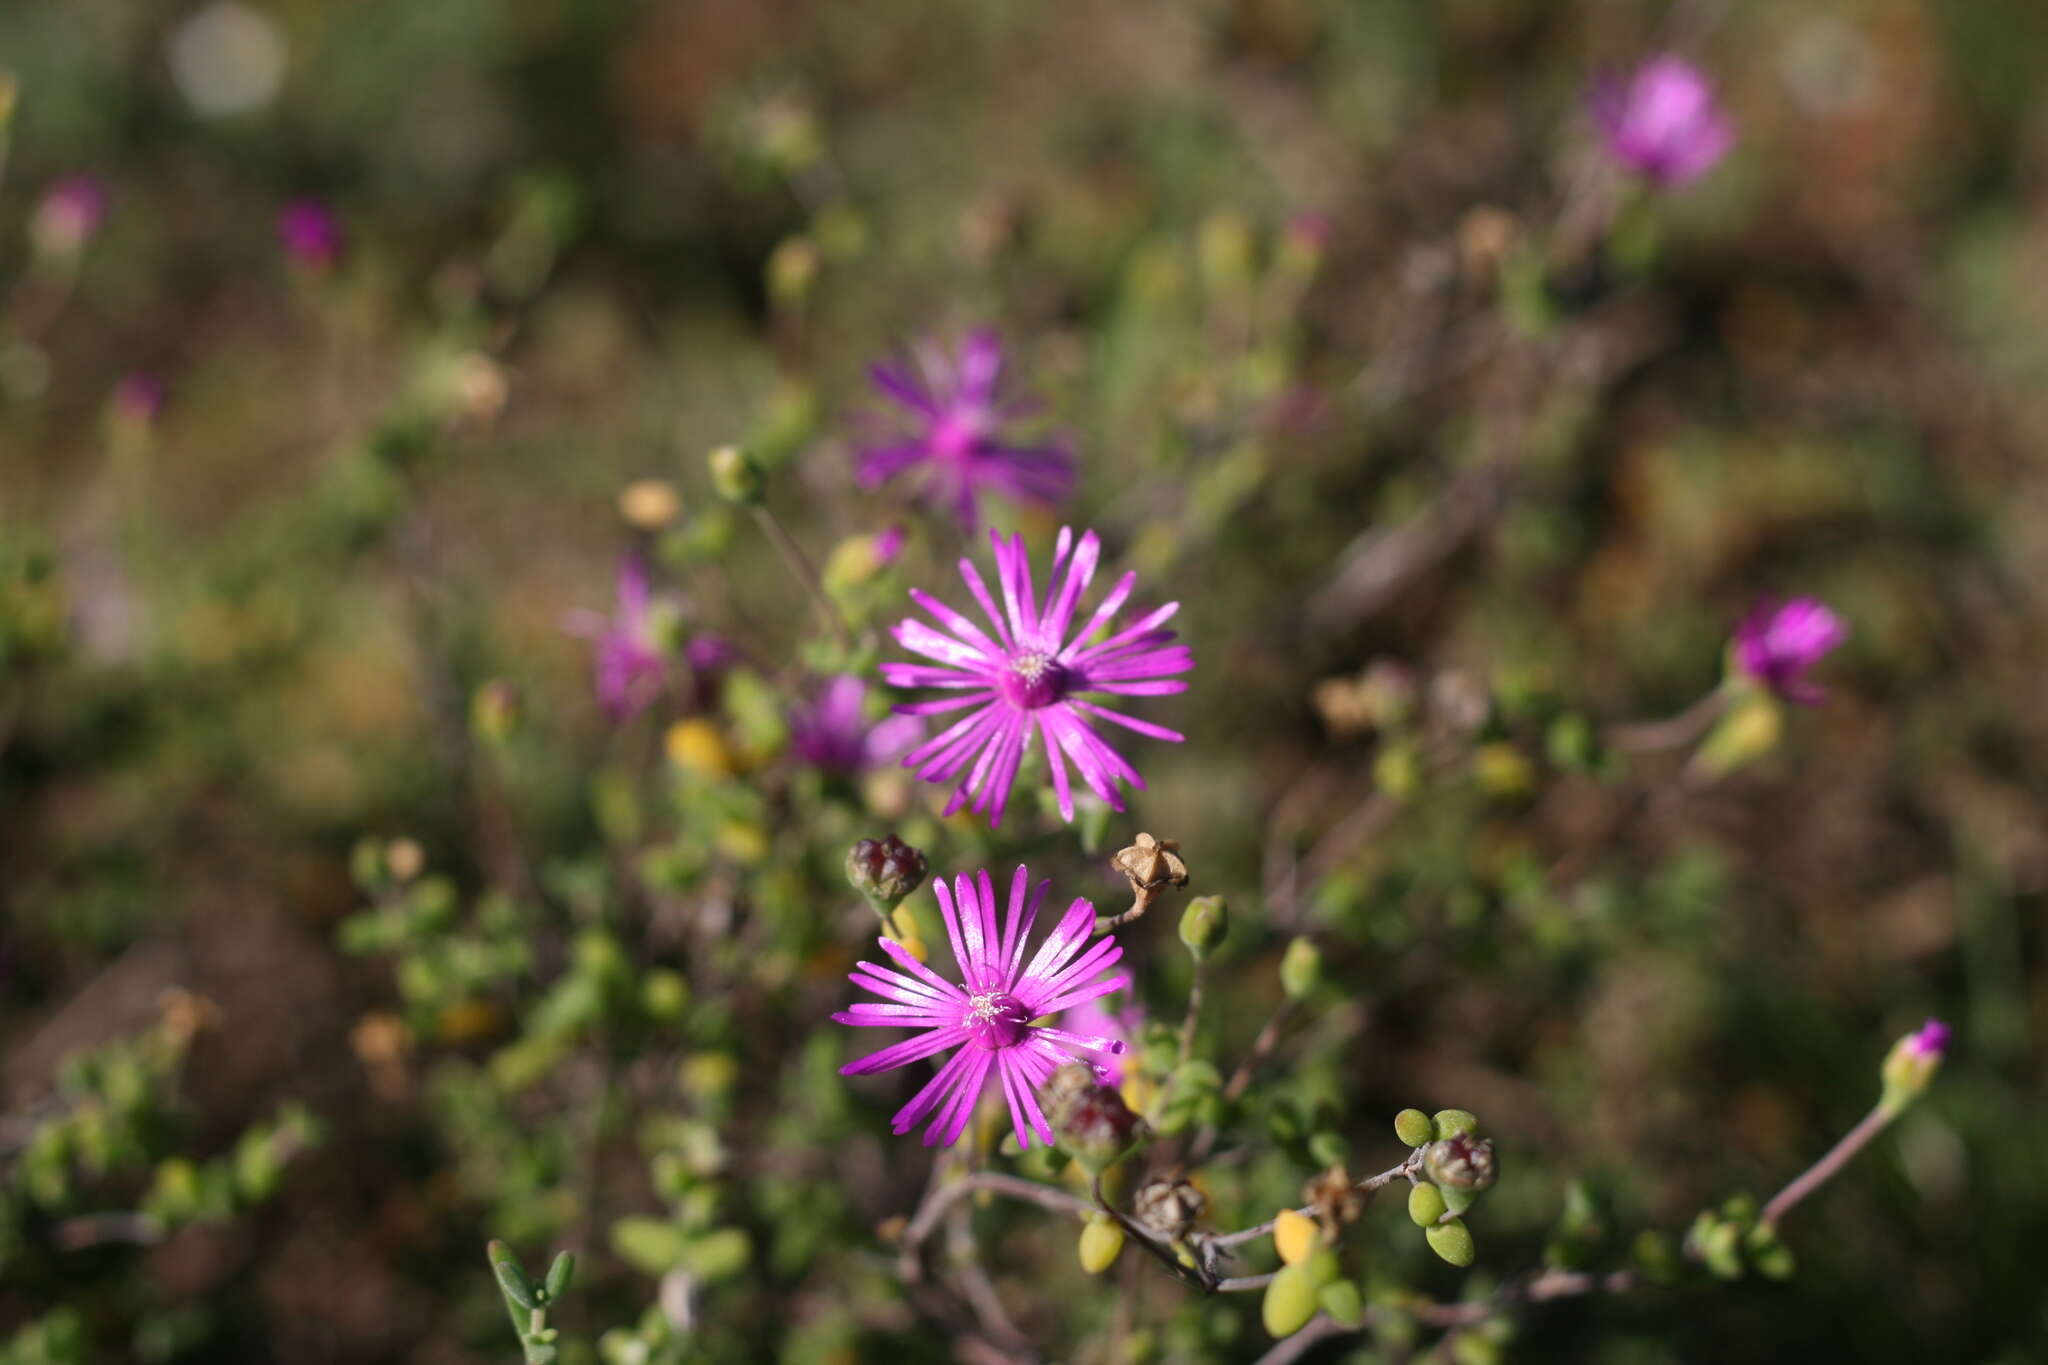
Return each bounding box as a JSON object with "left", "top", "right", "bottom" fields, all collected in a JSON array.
[
  {"left": 1591, "top": 56, "right": 1734, "bottom": 188},
  {"left": 1063, "top": 986, "right": 1146, "bottom": 1087},
  {"left": 33, "top": 176, "right": 108, "bottom": 254},
  {"left": 855, "top": 329, "right": 1074, "bottom": 530},
  {"left": 883, "top": 527, "right": 1192, "bottom": 827},
  {"left": 872, "top": 524, "right": 907, "bottom": 568},
  {"left": 564, "top": 557, "right": 669, "bottom": 721},
  {"left": 278, "top": 198, "right": 344, "bottom": 270},
  {"left": 111, "top": 372, "right": 166, "bottom": 426},
  {"left": 835, "top": 865, "right": 1129, "bottom": 1148},
  {"left": 1732, "top": 596, "right": 1847, "bottom": 704},
  {"left": 789, "top": 675, "right": 924, "bottom": 774}
]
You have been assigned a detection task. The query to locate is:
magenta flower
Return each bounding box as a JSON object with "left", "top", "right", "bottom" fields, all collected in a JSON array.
[
  {"left": 278, "top": 198, "right": 344, "bottom": 271},
  {"left": 856, "top": 330, "right": 1074, "bottom": 530},
  {"left": 564, "top": 557, "right": 668, "bottom": 721},
  {"left": 1591, "top": 56, "right": 1734, "bottom": 188},
  {"left": 1907, "top": 1017, "right": 1950, "bottom": 1059},
  {"left": 1732, "top": 596, "right": 1847, "bottom": 704},
  {"left": 789, "top": 675, "right": 924, "bottom": 774},
  {"left": 872, "top": 524, "right": 907, "bottom": 568},
  {"left": 882, "top": 527, "right": 1192, "bottom": 827},
  {"left": 33, "top": 176, "right": 108, "bottom": 253},
  {"left": 1063, "top": 986, "right": 1146, "bottom": 1088},
  {"left": 835, "top": 865, "right": 1130, "bottom": 1148}
]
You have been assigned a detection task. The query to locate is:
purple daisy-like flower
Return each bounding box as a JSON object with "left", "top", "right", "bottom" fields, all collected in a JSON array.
[
  {"left": 278, "top": 198, "right": 344, "bottom": 271},
  {"left": 882, "top": 527, "right": 1192, "bottom": 828},
  {"left": 1591, "top": 55, "right": 1734, "bottom": 188},
  {"left": 1732, "top": 596, "right": 1847, "bottom": 704},
  {"left": 564, "top": 557, "right": 668, "bottom": 721},
  {"left": 789, "top": 675, "right": 924, "bottom": 774},
  {"left": 856, "top": 329, "right": 1074, "bottom": 530},
  {"left": 835, "top": 865, "right": 1130, "bottom": 1148}
]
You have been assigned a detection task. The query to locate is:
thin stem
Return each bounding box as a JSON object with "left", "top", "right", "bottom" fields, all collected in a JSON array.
[
  {"left": 1760, "top": 1103, "right": 1893, "bottom": 1229},
  {"left": 1178, "top": 959, "right": 1206, "bottom": 1067},
  {"left": 1604, "top": 688, "right": 1728, "bottom": 755},
  {"left": 750, "top": 504, "right": 851, "bottom": 647},
  {"left": 899, "top": 1170, "right": 1094, "bottom": 1274},
  {"left": 1204, "top": 1153, "right": 1420, "bottom": 1253},
  {"left": 1090, "top": 1172, "right": 1214, "bottom": 1292},
  {"left": 1095, "top": 884, "right": 1159, "bottom": 934}
]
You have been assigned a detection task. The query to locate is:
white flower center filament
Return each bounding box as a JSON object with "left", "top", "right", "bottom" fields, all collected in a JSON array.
[
  {"left": 998, "top": 649, "right": 1067, "bottom": 710},
  {"left": 963, "top": 990, "right": 1031, "bottom": 1050}
]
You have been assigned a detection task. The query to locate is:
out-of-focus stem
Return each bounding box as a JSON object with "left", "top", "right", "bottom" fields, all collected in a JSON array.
[
  {"left": 1178, "top": 960, "right": 1206, "bottom": 1067},
  {"left": 1760, "top": 1103, "right": 1893, "bottom": 1229},
  {"left": 750, "top": 504, "right": 851, "bottom": 647}
]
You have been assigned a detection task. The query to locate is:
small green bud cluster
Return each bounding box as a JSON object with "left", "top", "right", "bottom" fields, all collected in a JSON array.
[
  {"left": 488, "top": 1242, "right": 577, "bottom": 1364},
  {"left": 1392, "top": 1108, "right": 1498, "bottom": 1268},
  {"left": 706, "top": 444, "right": 764, "bottom": 505},
  {"left": 1685, "top": 1196, "right": 1795, "bottom": 1282}
]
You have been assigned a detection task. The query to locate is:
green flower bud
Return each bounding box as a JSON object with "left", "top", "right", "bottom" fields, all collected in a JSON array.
[
  {"left": 1394, "top": 1108, "right": 1434, "bottom": 1147},
  {"left": 1261, "top": 1263, "right": 1321, "bottom": 1339},
  {"left": 706, "top": 444, "right": 763, "bottom": 505},
  {"left": 1318, "top": 1277, "right": 1365, "bottom": 1328},
  {"left": 488, "top": 1242, "right": 536, "bottom": 1310},
  {"left": 1079, "top": 1213, "right": 1126, "bottom": 1274},
  {"left": 544, "top": 1250, "right": 575, "bottom": 1302},
  {"left": 1426, "top": 1218, "right": 1476, "bottom": 1267},
  {"left": 1690, "top": 686, "right": 1782, "bottom": 779},
  {"left": 1878, "top": 1018, "right": 1949, "bottom": 1116},
  {"left": 1408, "top": 1182, "right": 1447, "bottom": 1227},
  {"left": 1431, "top": 1109, "right": 1479, "bottom": 1140},
  {"left": 1177, "top": 895, "right": 1228, "bottom": 959},
  {"left": 1442, "top": 1184, "right": 1479, "bottom": 1217},
  {"left": 1278, "top": 937, "right": 1321, "bottom": 999},
  {"left": 1423, "top": 1135, "right": 1497, "bottom": 1191},
  {"left": 1301, "top": 1248, "right": 1342, "bottom": 1290},
  {"left": 845, "top": 836, "right": 928, "bottom": 909}
]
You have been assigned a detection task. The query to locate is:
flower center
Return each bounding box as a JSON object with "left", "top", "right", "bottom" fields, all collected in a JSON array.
[
  {"left": 929, "top": 410, "right": 985, "bottom": 461},
  {"left": 998, "top": 649, "right": 1068, "bottom": 710},
  {"left": 962, "top": 991, "right": 1031, "bottom": 1050}
]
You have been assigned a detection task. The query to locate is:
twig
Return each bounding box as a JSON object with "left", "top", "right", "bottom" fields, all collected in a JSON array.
[{"left": 899, "top": 1171, "right": 1094, "bottom": 1279}]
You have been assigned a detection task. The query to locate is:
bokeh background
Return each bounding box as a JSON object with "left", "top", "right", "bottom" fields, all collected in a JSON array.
[{"left": 3, "top": 1, "right": 2045, "bottom": 1361}]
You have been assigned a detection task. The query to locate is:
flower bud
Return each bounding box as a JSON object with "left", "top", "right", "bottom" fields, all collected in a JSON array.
[
  {"left": 706, "top": 444, "right": 763, "bottom": 505},
  {"left": 1272, "top": 1208, "right": 1318, "bottom": 1266},
  {"left": 1394, "top": 1108, "right": 1434, "bottom": 1147},
  {"left": 845, "top": 836, "right": 928, "bottom": 909},
  {"left": 1408, "top": 1182, "right": 1447, "bottom": 1227},
  {"left": 1261, "top": 1262, "right": 1320, "bottom": 1339},
  {"left": 1278, "top": 937, "right": 1321, "bottom": 999},
  {"left": 1132, "top": 1178, "right": 1205, "bottom": 1242},
  {"left": 544, "top": 1250, "right": 576, "bottom": 1301},
  {"left": 666, "top": 719, "right": 735, "bottom": 779},
  {"left": 1431, "top": 1109, "right": 1478, "bottom": 1140},
  {"left": 1177, "top": 895, "right": 1228, "bottom": 959},
  {"left": 1078, "top": 1212, "right": 1125, "bottom": 1274},
  {"left": 1046, "top": 1064, "right": 1143, "bottom": 1174},
  {"left": 1425, "top": 1218, "right": 1475, "bottom": 1267},
  {"left": 1424, "top": 1135, "right": 1497, "bottom": 1191},
  {"left": 1879, "top": 1017, "right": 1949, "bottom": 1116}
]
